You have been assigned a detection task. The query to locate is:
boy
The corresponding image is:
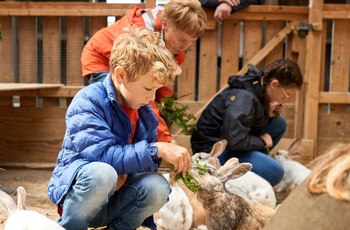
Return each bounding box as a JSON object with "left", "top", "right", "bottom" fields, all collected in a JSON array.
[
  {"left": 48, "top": 27, "right": 192, "bottom": 230},
  {"left": 81, "top": 0, "right": 207, "bottom": 143}
]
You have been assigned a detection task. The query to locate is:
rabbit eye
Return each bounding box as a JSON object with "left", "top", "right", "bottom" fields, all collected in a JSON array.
[{"left": 205, "top": 168, "right": 215, "bottom": 175}]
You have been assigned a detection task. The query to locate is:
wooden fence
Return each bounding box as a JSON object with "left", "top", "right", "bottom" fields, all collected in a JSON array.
[{"left": 0, "top": 1, "right": 349, "bottom": 167}]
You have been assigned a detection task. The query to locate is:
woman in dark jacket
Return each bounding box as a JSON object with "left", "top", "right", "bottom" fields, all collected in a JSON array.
[{"left": 191, "top": 59, "right": 303, "bottom": 186}]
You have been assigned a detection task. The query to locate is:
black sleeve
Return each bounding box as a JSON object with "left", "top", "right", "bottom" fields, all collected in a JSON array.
[
  {"left": 232, "top": 0, "right": 264, "bottom": 13},
  {"left": 199, "top": 0, "right": 219, "bottom": 9}
]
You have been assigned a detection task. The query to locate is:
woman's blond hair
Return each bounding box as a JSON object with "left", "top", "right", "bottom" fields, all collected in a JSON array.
[
  {"left": 163, "top": 0, "right": 207, "bottom": 38},
  {"left": 109, "top": 26, "right": 181, "bottom": 85},
  {"left": 307, "top": 143, "right": 350, "bottom": 201}
]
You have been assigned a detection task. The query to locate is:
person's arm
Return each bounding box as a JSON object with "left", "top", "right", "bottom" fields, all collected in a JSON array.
[{"left": 149, "top": 100, "right": 174, "bottom": 143}]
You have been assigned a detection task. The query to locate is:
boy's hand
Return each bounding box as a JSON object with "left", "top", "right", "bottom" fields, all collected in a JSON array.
[
  {"left": 115, "top": 174, "right": 128, "bottom": 191},
  {"left": 156, "top": 142, "right": 192, "bottom": 176}
]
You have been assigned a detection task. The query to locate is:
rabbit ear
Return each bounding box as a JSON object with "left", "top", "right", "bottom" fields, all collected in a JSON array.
[
  {"left": 0, "top": 189, "right": 18, "bottom": 215},
  {"left": 17, "top": 186, "right": 27, "bottom": 210},
  {"left": 216, "top": 158, "right": 252, "bottom": 183},
  {"left": 209, "top": 139, "right": 228, "bottom": 158},
  {"left": 288, "top": 139, "right": 301, "bottom": 153}
]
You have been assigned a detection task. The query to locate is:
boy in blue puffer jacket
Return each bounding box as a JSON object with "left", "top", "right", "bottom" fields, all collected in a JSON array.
[{"left": 47, "top": 26, "right": 192, "bottom": 230}]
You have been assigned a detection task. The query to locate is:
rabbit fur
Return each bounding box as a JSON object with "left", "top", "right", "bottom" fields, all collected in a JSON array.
[
  {"left": 192, "top": 140, "right": 277, "bottom": 208},
  {"left": 190, "top": 157, "right": 276, "bottom": 230},
  {"left": 0, "top": 186, "right": 65, "bottom": 230},
  {"left": 157, "top": 141, "right": 229, "bottom": 229},
  {"left": 157, "top": 173, "right": 193, "bottom": 230},
  {"left": 272, "top": 139, "right": 311, "bottom": 197}
]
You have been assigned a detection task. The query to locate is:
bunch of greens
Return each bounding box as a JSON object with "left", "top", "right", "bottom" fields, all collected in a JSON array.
[
  {"left": 170, "top": 161, "right": 207, "bottom": 193},
  {"left": 156, "top": 94, "right": 196, "bottom": 135}
]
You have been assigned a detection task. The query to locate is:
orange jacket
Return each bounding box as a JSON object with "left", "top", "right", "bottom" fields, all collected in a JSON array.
[{"left": 81, "top": 7, "right": 186, "bottom": 143}]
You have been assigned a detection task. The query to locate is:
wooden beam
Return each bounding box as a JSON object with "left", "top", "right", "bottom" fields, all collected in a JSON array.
[
  {"left": 303, "top": 0, "right": 323, "bottom": 156},
  {"left": 0, "top": 86, "right": 82, "bottom": 97},
  {"left": 0, "top": 2, "right": 144, "bottom": 16},
  {"left": 319, "top": 92, "right": 350, "bottom": 104}
]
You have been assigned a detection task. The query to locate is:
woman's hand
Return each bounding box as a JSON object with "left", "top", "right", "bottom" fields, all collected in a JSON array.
[{"left": 269, "top": 101, "right": 285, "bottom": 117}]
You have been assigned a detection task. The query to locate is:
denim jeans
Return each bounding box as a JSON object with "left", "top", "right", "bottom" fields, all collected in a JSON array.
[
  {"left": 218, "top": 116, "right": 287, "bottom": 186},
  {"left": 58, "top": 162, "right": 171, "bottom": 230},
  {"left": 88, "top": 71, "right": 109, "bottom": 84}
]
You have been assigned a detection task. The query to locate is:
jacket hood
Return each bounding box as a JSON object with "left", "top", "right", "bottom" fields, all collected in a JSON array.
[{"left": 228, "top": 64, "right": 263, "bottom": 100}]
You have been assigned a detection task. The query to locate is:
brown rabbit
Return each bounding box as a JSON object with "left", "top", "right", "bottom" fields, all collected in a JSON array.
[{"left": 190, "top": 158, "right": 276, "bottom": 230}]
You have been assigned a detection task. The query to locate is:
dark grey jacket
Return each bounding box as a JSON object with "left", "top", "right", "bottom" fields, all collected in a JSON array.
[{"left": 191, "top": 65, "right": 270, "bottom": 153}]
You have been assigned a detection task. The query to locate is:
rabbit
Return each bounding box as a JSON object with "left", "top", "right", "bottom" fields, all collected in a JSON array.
[
  {"left": 192, "top": 139, "right": 277, "bottom": 209},
  {"left": 190, "top": 157, "right": 276, "bottom": 230},
  {"left": 272, "top": 139, "right": 311, "bottom": 200},
  {"left": 156, "top": 173, "right": 193, "bottom": 230},
  {"left": 0, "top": 186, "right": 65, "bottom": 230}
]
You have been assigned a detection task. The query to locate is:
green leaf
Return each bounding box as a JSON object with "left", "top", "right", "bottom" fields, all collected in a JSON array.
[{"left": 156, "top": 94, "right": 197, "bottom": 135}]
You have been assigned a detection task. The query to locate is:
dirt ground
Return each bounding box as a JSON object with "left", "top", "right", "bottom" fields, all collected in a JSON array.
[
  {"left": 0, "top": 168, "right": 61, "bottom": 229},
  {"left": 0, "top": 168, "right": 155, "bottom": 230}
]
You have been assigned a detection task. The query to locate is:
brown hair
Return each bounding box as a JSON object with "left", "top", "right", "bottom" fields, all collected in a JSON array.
[
  {"left": 109, "top": 26, "right": 181, "bottom": 85},
  {"left": 262, "top": 59, "right": 303, "bottom": 89},
  {"left": 163, "top": 0, "right": 207, "bottom": 38}
]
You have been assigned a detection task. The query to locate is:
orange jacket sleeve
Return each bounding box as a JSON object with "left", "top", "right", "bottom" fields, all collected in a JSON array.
[{"left": 149, "top": 100, "right": 173, "bottom": 143}]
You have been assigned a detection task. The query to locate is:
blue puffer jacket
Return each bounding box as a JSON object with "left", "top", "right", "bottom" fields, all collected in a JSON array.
[{"left": 47, "top": 76, "right": 159, "bottom": 205}]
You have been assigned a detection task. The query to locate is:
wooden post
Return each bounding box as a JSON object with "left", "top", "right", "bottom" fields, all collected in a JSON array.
[{"left": 303, "top": 0, "right": 323, "bottom": 157}]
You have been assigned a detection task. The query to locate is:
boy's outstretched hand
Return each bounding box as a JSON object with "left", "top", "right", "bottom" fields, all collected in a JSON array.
[{"left": 155, "top": 142, "right": 192, "bottom": 177}]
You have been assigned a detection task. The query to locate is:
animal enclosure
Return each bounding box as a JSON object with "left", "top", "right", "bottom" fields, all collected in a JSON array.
[{"left": 0, "top": 1, "right": 349, "bottom": 168}]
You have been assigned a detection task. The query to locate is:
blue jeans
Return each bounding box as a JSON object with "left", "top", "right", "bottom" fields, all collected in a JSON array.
[
  {"left": 218, "top": 116, "right": 286, "bottom": 186},
  {"left": 89, "top": 71, "right": 109, "bottom": 84},
  {"left": 58, "top": 162, "right": 171, "bottom": 230}
]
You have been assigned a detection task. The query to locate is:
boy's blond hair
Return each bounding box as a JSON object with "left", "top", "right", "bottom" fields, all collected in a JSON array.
[
  {"left": 109, "top": 26, "right": 181, "bottom": 85},
  {"left": 163, "top": 0, "right": 207, "bottom": 38}
]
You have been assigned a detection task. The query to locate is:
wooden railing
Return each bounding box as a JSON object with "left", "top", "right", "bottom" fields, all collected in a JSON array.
[{"left": 0, "top": 2, "right": 349, "bottom": 167}]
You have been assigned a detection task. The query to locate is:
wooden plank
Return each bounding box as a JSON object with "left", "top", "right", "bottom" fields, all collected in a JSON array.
[
  {"left": 264, "top": 21, "right": 284, "bottom": 67},
  {"left": 0, "top": 86, "right": 81, "bottom": 97},
  {"left": 0, "top": 2, "right": 144, "bottom": 16},
  {"left": 0, "top": 107, "right": 67, "bottom": 163},
  {"left": 220, "top": 20, "right": 240, "bottom": 88},
  {"left": 0, "top": 83, "right": 63, "bottom": 91},
  {"left": 198, "top": 29, "right": 218, "bottom": 101},
  {"left": 42, "top": 16, "right": 60, "bottom": 83},
  {"left": 317, "top": 113, "right": 350, "bottom": 158},
  {"left": 89, "top": 16, "right": 107, "bottom": 38},
  {"left": 303, "top": 1, "right": 323, "bottom": 156},
  {"left": 243, "top": 21, "right": 263, "bottom": 67},
  {"left": 0, "top": 16, "right": 12, "bottom": 83},
  {"left": 319, "top": 92, "right": 350, "bottom": 104},
  {"left": 66, "top": 16, "right": 85, "bottom": 86},
  {"left": 329, "top": 19, "right": 350, "bottom": 114},
  {"left": 177, "top": 42, "right": 197, "bottom": 101},
  {"left": 323, "top": 4, "right": 350, "bottom": 19},
  {"left": 17, "top": 17, "right": 36, "bottom": 83}
]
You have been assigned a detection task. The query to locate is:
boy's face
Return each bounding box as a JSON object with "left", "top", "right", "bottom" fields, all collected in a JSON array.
[
  {"left": 162, "top": 19, "right": 197, "bottom": 55},
  {"left": 114, "top": 67, "right": 164, "bottom": 110}
]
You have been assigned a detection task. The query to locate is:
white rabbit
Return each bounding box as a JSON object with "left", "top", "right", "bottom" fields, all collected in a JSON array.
[
  {"left": 0, "top": 186, "right": 65, "bottom": 230},
  {"left": 156, "top": 173, "right": 193, "bottom": 230},
  {"left": 192, "top": 139, "right": 277, "bottom": 208},
  {"left": 272, "top": 139, "right": 311, "bottom": 196}
]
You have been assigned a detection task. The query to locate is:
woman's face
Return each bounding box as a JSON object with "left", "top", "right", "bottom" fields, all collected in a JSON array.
[
  {"left": 265, "top": 79, "right": 298, "bottom": 105},
  {"left": 162, "top": 18, "right": 197, "bottom": 55}
]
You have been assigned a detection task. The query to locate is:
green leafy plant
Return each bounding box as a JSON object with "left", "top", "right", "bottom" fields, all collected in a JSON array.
[
  {"left": 156, "top": 94, "right": 196, "bottom": 135},
  {"left": 170, "top": 161, "right": 207, "bottom": 193}
]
